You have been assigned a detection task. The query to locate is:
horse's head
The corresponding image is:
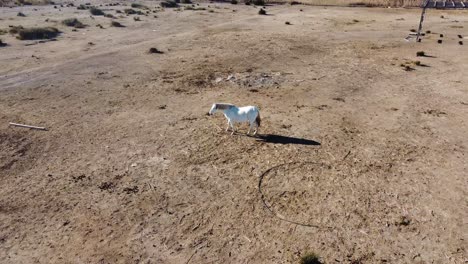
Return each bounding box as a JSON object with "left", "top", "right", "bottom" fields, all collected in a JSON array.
[{"left": 208, "top": 103, "right": 217, "bottom": 115}]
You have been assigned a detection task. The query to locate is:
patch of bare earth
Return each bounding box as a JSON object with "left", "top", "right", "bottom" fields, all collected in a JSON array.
[{"left": 0, "top": 2, "right": 467, "bottom": 263}]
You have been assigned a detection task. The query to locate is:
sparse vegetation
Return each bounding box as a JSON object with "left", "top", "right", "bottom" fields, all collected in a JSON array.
[
  {"left": 62, "top": 18, "right": 85, "bottom": 28},
  {"left": 425, "top": 30, "right": 431, "bottom": 34},
  {"left": 89, "top": 7, "right": 105, "bottom": 16},
  {"left": 160, "top": 0, "right": 179, "bottom": 8},
  {"left": 0, "top": 39, "right": 6, "bottom": 47},
  {"left": 131, "top": 3, "right": 148, "bottom": 9},
  {"left": 182, "top": 0, "right": 192, "bottom": 3},
  {"left": 111, "top": 21, "right": 125, "bottom": 27},
  {"left": 124, "top": 8, "right": 143, "bottom": 15},
  {"left": 258, "top": 8, "right": 266, "bottom": 15},
  {"left": 231, "top": 0, "right": 238, "bottom": 4},
  {"left": 300, "top": 252, "right": 322, "bottom": 264},
  {"left": 149, "top": 47, "right": 164, "bottom": 54},
  {"left": 17, "top": 12, "right": 26, "bottom": 17},
  {"left": 253, "top": 0, "right": 265, "bottom": 5},
  {"left": 416, "top": 51, "right": 425, "bottom": 57},
  {"left": 104, "top": 13, "right": 115, "bottom": 18},
  {"left": 16, "top": 27, "right": 60, "bottom": 40},
  {"left": 285, "top": 21, "right": 291, "bottom": 25},
  {"left": 185, "top": 6, "right": 206, "bottom": 10},
  {"left": 396, "top": 216, "right": 411, "bottom": 226},
  {"left": 133, "top": 16, "right": 141, "bottom": 21},
  {"left": 16, "top": 0, "right": 51, "bottom": 5},
  {"left": 410, "top": 29, "right": 416, "bottom": 32},
  {"left": 290, "top": 1, "right": 301, "bottom": 4},
  {"left": 402, "top": 65, "right": 415, "bottom": 71},
  {"left": 9, "top": 25, "right": 24, "bottom": 35}
]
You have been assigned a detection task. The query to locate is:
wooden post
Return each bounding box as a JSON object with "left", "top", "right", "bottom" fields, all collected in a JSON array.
[{"left": 416, "top": 0, "right": 430, "bottom": 42}]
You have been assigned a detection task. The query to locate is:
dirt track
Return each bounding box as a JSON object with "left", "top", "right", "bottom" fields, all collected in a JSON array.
[{"left": 0, "top": 2, "right": 467, "bottom": 263}]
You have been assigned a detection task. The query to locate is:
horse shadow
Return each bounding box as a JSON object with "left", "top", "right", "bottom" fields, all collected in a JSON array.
[{"left": 255, "top": 134, "right": 320, "bottom": 146}]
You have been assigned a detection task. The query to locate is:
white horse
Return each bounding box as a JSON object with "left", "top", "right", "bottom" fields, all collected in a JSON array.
[{"left": 209, "top": 103, "right": 261, "bottom": 135}]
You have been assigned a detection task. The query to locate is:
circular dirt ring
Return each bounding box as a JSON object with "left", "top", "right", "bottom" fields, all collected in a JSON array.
[{"left": 258, "top": 161, "right": 343, "bottom": 229}]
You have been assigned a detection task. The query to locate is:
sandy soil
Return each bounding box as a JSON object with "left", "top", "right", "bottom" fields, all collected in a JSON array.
[{"left": 0, "top": 2, "right": 467, "bottom": 263}]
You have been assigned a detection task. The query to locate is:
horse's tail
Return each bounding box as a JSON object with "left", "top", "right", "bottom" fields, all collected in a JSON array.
[{"left": 255, "top": 111, "right": 261, "bottom": 127}]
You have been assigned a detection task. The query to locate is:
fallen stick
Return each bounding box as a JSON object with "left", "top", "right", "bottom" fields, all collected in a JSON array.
[{"left": 9, "top": 122, "right": 47, "bottom": 131}]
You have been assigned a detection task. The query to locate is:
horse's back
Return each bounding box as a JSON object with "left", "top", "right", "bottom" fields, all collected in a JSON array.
[{"left": 238, "top": 106, "right": 259, "bottom": 114}]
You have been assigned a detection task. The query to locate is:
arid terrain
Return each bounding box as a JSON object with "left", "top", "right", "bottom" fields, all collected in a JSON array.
[{"left": 0, "top": 1, "right": 467, "bottom": 263}]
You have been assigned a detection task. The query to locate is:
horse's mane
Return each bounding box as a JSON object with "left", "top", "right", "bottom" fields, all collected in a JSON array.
[{"left": 215, "top": 103, "right": 235, "bottom": 110}]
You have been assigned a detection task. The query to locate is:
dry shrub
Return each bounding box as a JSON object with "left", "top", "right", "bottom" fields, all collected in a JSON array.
[
  {"left": 16, "top": 27, "right": 60, "bottom": 40},
  {"left": 125, "top": 8, "right": 143, "bottom": 14},
  {"left": 185, "top": 6, "right": 206, "bottom": 10},
  {"left": 300, "top": 252, "right": 322, "bottom": 264},
  {"left": 9, "top": 25, "right": 24, "bottom": 34},
  {"left": 160, "top": 0, "right": 179, "bottom": 7},
  {"left": 89, "top": 7, "right": 104, "bottom": 16},
  {"left": 149, "top": 47, "right": 164, "bottom": 54},
  {"left": 62, "top": 18, "right": 85, "bottom": 28},
  {"left": 131, "top": 3, "right": 148, "bottom": 9},
  {"left": 111, "top": 21, "right": 125, "bottom": 27},
  {"left": 16, "top": 0, "right": 51, "bottom": 5}
]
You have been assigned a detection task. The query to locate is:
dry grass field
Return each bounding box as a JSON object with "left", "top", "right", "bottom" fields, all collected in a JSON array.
[{"left": 0, "top": 1, "right": 467, "bottom": 263}]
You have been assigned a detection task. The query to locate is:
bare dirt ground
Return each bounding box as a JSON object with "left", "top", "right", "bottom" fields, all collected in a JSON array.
[{"left": 0, "top": 2, "right": 467, "bottom": 263}]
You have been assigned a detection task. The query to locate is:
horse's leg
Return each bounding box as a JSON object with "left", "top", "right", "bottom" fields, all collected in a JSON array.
[
  {"left": 225, "top": 119, "right": 231, "bottom": 132},
  {"left": 253, "top": 123, "right": 258, "bottom": 136},
  {"left": 247, "top": 122, "right": 254, "bottom": 135},
  {"left": 230, "top": 121, "right": 236, "bottom": 135}
]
